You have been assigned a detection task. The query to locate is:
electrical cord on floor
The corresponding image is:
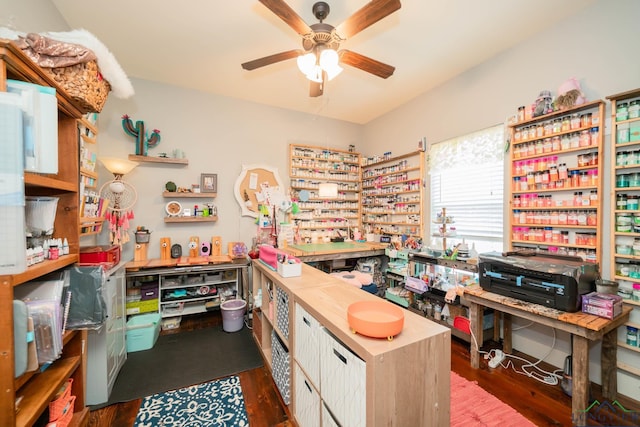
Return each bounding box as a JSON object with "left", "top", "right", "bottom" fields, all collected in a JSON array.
[{"left": 470, "top": 321, "right": 562, "bottom": 386}]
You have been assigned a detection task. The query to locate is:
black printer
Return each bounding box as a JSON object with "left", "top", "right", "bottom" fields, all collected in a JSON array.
[{"left": 478, "top": 252, "right": 598, "bottom": 312}]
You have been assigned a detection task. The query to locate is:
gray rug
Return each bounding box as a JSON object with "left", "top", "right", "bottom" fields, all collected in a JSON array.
[{"left": 91, "top": 325, "right": 262, "bottom": 410}]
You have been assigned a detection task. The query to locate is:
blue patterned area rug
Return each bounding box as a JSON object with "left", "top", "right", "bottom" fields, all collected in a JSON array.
[{"left": 134, "top": 375, "right": 249, "bottom": 427}]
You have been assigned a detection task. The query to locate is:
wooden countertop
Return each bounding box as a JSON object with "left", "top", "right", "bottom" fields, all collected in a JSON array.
[
  {"left": 281, "top": 241, "right": 387, "bottom": 261},
  {"left": 294, "top": 283, "right": 450, "bottom": 358}
]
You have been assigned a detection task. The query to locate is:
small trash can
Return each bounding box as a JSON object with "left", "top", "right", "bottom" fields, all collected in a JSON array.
[{"left": 221, "top": 299, "right": 247, "bottom": 332}]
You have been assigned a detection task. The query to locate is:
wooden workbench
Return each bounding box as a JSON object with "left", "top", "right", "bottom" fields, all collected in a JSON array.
[
  {"left": 464, "top": 284, "right": 632, "bottom": 426},
  {"left": 281, "top": 241, "right": 387, "bottom": 262}
]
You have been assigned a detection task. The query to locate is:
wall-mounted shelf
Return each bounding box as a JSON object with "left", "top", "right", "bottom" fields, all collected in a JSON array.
[
  {"left": 162, "top": 191, "right": 217, "bottom": 198},
  {"left": 129, "top": 154, "right": 189, "bottom": 165},
  {"left": 164, "top": 216, "right": 218, "bottom": 223}
]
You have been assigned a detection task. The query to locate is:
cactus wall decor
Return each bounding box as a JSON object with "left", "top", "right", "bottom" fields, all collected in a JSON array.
[{"left": 122, "top": 114, "right": 161, "bottom": 156}]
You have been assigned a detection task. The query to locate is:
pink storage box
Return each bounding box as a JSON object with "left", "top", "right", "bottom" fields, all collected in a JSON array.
[
  {"left": 581, "top": 292, "right": 623, "bottom": 319},
  {"left": 259, "top": 245, "right": 286, "bottom": 270}
]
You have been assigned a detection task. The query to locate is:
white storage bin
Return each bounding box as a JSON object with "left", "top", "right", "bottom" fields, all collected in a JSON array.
[
  {"left": 320, "top": 328, "right": 366, "bottom": 427},
  {"left": 294, "top": 303, "right": 321, "bottom": 387},
  {"left": 294, "top": 362, "right": 320, "bottom": 427}
]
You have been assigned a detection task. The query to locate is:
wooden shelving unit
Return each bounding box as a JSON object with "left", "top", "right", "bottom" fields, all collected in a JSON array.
[
  {"left": 507, "top": 100, "right": 605, "bottom": 265},
  {"left": 289, "top": 144, "right": 361, "bottom": 241},
  {"left": 79, "top": 115, "right": 106, "bottom": 236},
  {"left": 0, "top": 39, "right": 88, "bottom": 426},
  {"left": 361, "top": 150, "right": 425, "bottom": 238},
  {"left": 607, "top": 88, "right": 640, "bottom": 378}
]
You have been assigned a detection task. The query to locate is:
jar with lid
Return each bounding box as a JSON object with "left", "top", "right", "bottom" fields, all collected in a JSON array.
[
  {"left": 617, "top": 193, "right": 628, "bottom": 210},
  {"left": 579, "top": 130, "right": 590, "bottom": 147},
  {"left": 633, "top": 283, "right": 640, "bottom": 301},
  {"left": 570, "top": 132, "right": 580, "bottom": 148},
  {"left": 617, "top": 102, "right": 629, "bottom": 122},
  {"left": 570, "top": 114, "right": 581, "bottom": 130},
  {"left": 618, "top": 126, "right": 630, "bottom": 144},
  {"left": 629, "top": 100, "right": 640, "bottom": 119},
  {"left": 628, "top": 195, "right": 639, "bottom": 210},
  {"left": 589, "top": 190, "right": 598, "bottom": 206},
  {"left": 561, "top": 116, "right": 571, "bottom": 132},
  {"left": 590, "top": 151, "right": 598, "bottom": 166},
  {"left": 536, "top": 123, "right": 544, "bottom": 138},
  {"left": 517, "top": 106, "right": 526, "bottom": 122},
  {"left": 616, "top": 150, "right": 628, "bottom": 166},
  {"left": 552, "top": 118, "right": 562, "bottom": 133},
  {"left": 626, "top": 326, "right": 638, "bottom": 347},
  {"left": 580, "top": 113, "right": 592, "bottom": 127},
  {"left": 560, "top": 134, "right": 571, "bottom": 150}
]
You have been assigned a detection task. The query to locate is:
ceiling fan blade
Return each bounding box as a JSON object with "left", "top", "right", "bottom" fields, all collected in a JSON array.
[
  {"left": 309, "top": 80, "right": 323, "bottom": 97},
  {"left": 335, "top": 0, "right": 401, "bottom": 39},
  {"left": 339, "top": 50, "right": 395, "bottom": 79},
  {"left": 259, "top": 0, "right": 313, "bottom": 36},
  {"left": 241, "top": 49, "right": 302, "bottom": 71}
]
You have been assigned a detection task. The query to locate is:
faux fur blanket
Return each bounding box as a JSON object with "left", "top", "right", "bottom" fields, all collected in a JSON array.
[{"left": 0, "top": 27, "right": 134, "bottom": 99}]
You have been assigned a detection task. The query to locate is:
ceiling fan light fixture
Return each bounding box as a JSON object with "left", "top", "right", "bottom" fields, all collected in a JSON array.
[
  {"left": 297, "top": 52, "right": 316, "bottom": 75},
  {"left": 306, "top": 65, "right": 324, "bottom": 83}
]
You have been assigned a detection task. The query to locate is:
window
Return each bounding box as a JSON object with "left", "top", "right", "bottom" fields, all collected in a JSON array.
[{"left": 429, "top": 124, "right": 505, "bottom": 254}]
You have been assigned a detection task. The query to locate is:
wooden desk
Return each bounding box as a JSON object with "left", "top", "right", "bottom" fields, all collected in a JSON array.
[
  {"left": 464, "top": 285, "right": 631, "bottom": 425},
  {"left": 282, "top": 241, "right": 386, "bottom": 262}
]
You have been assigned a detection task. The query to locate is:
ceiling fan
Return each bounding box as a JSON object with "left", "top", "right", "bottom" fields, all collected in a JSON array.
[{"left": 242, "top": 0, "right": 401, "bottom": 97}]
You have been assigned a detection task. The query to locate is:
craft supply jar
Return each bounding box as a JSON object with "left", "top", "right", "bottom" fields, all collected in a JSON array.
[
  {"left": 561, "top": 115, "right": 571, "bottom": 131},
  {"left": 627, "top": 326, "right": 638, "bottom": 347},
  {"left": 570, "top": 114, "right": 581, "bottom": 130},
  {"left": 618, "top": 286, "right": 632, "bottom": 299},
  {"left": 629, "top": 100, "right": 640, "bottom": 119},
  {"left": 618, "top": 126, "right": 630, "bottom": 144},
  {"left": 579, "top": 130, "right": 590, "bottom": 147},
  {"left": 617, "top": 263, "right": 631, "bottom": 277},
  {"left": 617, "top": 174, "right": 630, "bottom": 188},
  {"left": 628, "top": 195, "right": 639, "bottom": 210},
  {"left": 634, "top": 283, "right": 640, "bottom": 301},
  {"left": 552, "top": 118, "right": 562, "bottom": 133},
  {"left": 617, "top": 193, "right": 628, "bottom": 210},
  {"left": 580, "top": 113, "right": 592, "bottom": 127},
  {"left": 617, "top": 102, "right": 629, "bottom": 122},
  {"left": 517, "top": 106, "right": 525, "bottom": 122}
]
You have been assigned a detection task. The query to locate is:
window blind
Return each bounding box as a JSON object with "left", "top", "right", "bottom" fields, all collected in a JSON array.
[{"left": 429, "top": 124, "right": 505, "bottom": 253}]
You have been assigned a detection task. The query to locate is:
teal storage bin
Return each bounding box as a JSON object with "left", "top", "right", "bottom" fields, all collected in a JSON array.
[{"left": 126, "top": 313, "right": 161, "bottom": 352}]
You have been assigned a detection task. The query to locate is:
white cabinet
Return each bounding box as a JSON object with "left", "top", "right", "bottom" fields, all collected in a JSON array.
[
  {"left": 86, "top": 263, "right": 127, "bottom": 405},
  {"left": 294, "top": 302, "right": 365, "bottom": 427}
]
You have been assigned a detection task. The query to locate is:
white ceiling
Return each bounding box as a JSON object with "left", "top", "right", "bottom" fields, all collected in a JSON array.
[{"left": 51, "top": 0, "right": 594, "bottom": 124}]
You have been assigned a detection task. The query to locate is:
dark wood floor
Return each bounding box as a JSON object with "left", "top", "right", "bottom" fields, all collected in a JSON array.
[{"left": 88, "top": 311, "right": 639, "bottom": 427}]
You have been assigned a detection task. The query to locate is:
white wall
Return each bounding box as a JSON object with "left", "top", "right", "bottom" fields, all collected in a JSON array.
[
  {"left": 97, "top": 79, "right": 362, "bottom": 259},
  {"left": 363, "top": 0, "right": 640, "bottom": 399}
]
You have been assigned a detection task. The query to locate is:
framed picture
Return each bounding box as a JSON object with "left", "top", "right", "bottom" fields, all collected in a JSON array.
[{"left": 200, "top": 173, "right": 217, "bottom": 193}]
